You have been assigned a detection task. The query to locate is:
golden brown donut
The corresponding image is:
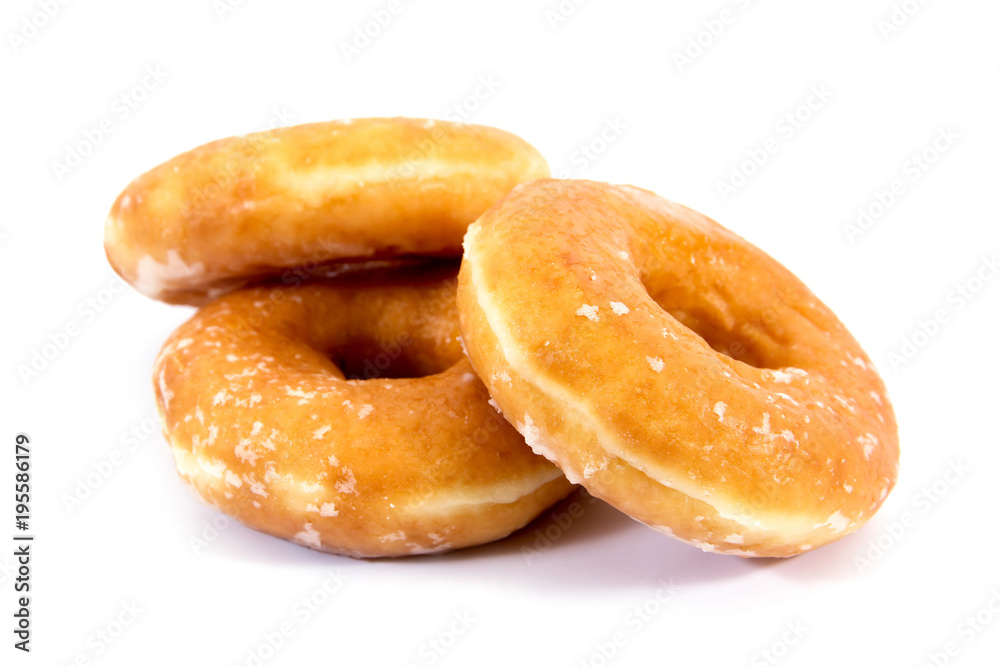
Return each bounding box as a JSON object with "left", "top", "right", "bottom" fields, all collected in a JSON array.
[
  {"left": 458, "top": 179, "right": 899, "bottom": 558},
  {"left": 105, "top": 118, "right": 549, "bottom": 305},
  {"left": 153, "top": 267, "right": 573, "bottom": 557}
]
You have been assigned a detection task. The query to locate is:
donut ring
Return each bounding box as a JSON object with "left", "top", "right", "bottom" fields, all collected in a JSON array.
[
  {"left": 105, "top": 117, "right": 549, "bottom": 305},
  {"left": 153, "top": 267, "right": 573, "bottom": 557},
  {"left": 458, "top": 179, "right": 899, "bottom": 558}
]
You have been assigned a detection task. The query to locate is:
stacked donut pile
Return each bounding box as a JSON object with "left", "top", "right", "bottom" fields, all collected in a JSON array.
[{"left": 105, "top": 118, "right": 899, "bottom": 559}]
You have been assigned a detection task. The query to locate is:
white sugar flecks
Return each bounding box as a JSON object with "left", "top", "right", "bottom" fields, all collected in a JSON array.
[
  {"left": 234, "top": 439, "right": 260, "bottom": 465},
  {"left": 610, "top": 301, "right": 630, "bottom": 315},
  {"left": 753, "top": 413, "right": 774, "bottom": 438},
  {"left": 815, "top": 510, "right": 850, "bottom": 533},
  {"left": 293, "top": 523, "right": 322, "bottom": 548},
  {"left": 575, "top": 304, "right": 600, "bottom": 322},
  {"left": 334, "top": 468, "right": 358, "bottom": 495},
  {"left": 379, "top": 530, "right": 406, "bottom": 543},
  {"left": 858, "top": 433, "right": 878, "bottom": 460},
  {"left": 491, "top": 370, "right": 512, "bottom": 385},
  {"left": 199, "top": 458, "right": 226, "bottom": 478}
]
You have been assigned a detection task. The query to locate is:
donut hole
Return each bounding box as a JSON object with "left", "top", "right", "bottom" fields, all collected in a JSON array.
[
  {"left": 641, "top": 279, "right": 790, "bottom": 370},
  {"left": 666, "top": 308, "right": 780, "bottom": 369},
  {"left": 327, "top": 337, "right": 456, "bottom": 381},
  {"left": 289, "top": 263, "right": 464, "bottom": 381}
]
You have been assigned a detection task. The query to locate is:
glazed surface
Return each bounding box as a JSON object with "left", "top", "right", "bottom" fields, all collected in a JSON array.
[
  {"left": 458, "top": 179, "right": 899, "bottom": 557},
  {"left": 106, "top": 118, "right": 549, "bottom": 304},
  {"left": 154, "top": 268, "right": 572, "bottom": 557}
]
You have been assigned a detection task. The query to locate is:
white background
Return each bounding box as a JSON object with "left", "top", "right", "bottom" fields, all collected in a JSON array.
[{"left": 2, "top": 0, "right": 999, "bottom": 665}]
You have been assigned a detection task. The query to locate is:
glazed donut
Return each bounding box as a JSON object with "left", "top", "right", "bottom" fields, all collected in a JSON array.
[
  {"left": 458, "top": 179, "right": 899, "bottom": 558},
  {"left": 153, "top": 266, "right": 573, "bottom": 557},
  {"left": 105, "top": 117, "right": 549, "bottom": 305}
]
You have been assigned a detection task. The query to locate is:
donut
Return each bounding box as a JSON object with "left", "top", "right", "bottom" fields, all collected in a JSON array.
[
  {"left": 457, "top": 179, "right": 899, "bottom": 558},
  {"left": 105, "top": 117, "right": 549, "bottom": 305},
  {"left": 153, "top": 266, "right": 573, "bottom": 557}
]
